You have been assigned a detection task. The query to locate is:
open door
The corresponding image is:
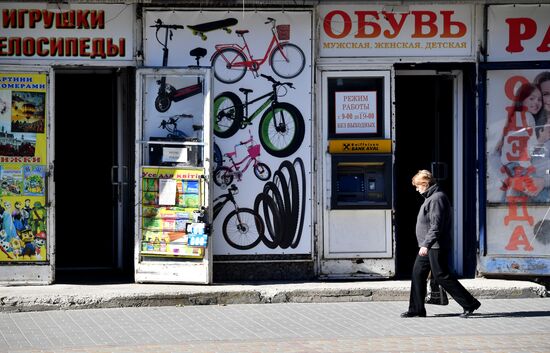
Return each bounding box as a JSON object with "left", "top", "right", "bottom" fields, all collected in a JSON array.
[
  {"left": 0, "top": 66, "right": 54, "bottom": 284},
  {"left": 134, "top": 68, "right": 212, "bottom": 284},
  {"left": 394, "top": 70, "right": 463, "bottom": 277},
  {"left": 54, "top": 69, "right": 133, "bottom": 282}
]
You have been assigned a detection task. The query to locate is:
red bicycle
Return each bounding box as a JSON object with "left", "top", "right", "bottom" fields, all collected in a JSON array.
[
  {"left": 211, "top": 17, "right": 306, "bottom": 84},
  {"left": 214, "top": 130, "right": 272, "bottom": 187}
]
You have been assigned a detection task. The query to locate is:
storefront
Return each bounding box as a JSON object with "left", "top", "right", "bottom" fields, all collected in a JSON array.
[
  {"left": 317, "top": 3, "right": 479, "bottom": 278},
  {"left": 1, "top": 1, "right": 548, "bottom": 285}
]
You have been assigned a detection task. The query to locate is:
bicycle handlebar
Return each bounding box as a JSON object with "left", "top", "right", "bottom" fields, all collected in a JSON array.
[
  {"left": 260, "top": 74, "right": 294, "bottom": 89},
  {"left": 265, "top": 17, "right": 275, "bottom": 24},
  {"left": 172, "top": 113, "right": 193, "bottom": 119},
  {"left": 150, "top": 19, "right": 184, "bottom": 30}
]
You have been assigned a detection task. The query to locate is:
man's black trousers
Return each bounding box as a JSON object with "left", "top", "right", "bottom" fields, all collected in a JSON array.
[{"left": 408, "top": 249, "right": 477, "bottom": 315}]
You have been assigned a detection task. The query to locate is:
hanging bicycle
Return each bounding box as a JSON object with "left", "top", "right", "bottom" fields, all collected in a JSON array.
[
  {"left": 213, "top": 74, "right": 305, "bottom": 158},
  {"left": 211, "top": 17, "right": 306, "bottom": 84}
]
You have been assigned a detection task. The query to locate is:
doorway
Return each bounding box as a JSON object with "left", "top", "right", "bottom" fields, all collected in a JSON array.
[
  {"left": 54, "top": 70, "right": 133, "bottom": 282},
  {"left": 394, "top": 72, "right": 459, "bottom": 278}
]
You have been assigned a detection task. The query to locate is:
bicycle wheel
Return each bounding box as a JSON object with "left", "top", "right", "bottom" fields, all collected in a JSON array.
[
  {"left": 212, "top": 48, "right": 247, "bottom": 84},
  {"left": 270, "top": 43, "right": 306, "bottom": 79},
  {"left": 214, "top": 166, "right": 234, "bottom": 187},
  {"left": 213, "top": 92, "right": 243, "bottom": 138},
  {"left": 213, "top": 143, "right": 223, "bottom": 171},
  {"left": 222, "top": 208, "right": 263, "bottom": 250},
  {"left": 259, "top": 102, "right": 305, "bottom": 158},
  {"left": 253, "top": 162, "right": 271, "bottom": 181}
]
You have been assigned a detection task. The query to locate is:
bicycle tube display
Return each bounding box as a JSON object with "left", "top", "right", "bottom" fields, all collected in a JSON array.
[
  {"left": 270, "top": 43, "right": 306, "bottom": 79},
  {"left": 213, "top": 91, "right": 243, "bottom": 138},
  {"left": 212, "top": 48, "right": 247, "bottom": 84},
  {"left": 259, "top": 102, "right": 305, "bottom": 157}
]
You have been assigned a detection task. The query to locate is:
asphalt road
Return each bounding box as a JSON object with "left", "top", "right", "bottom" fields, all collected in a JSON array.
[{"left": 1, "top": 298, "right": 549, "bottom": 353}]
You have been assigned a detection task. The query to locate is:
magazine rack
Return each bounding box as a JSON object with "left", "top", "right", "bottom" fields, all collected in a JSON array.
[{"left": 134, "top": 68, "right": 212, "bottom": 284}]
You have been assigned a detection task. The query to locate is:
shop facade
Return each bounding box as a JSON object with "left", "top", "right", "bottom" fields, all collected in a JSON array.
[{"left": 0, "top": 1, "right": 548, "bottom": 285}]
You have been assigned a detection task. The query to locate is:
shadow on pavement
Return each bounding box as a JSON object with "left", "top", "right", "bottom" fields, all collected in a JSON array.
[{"left": 434, "top": 311, "right": 550, "bottom": 318}]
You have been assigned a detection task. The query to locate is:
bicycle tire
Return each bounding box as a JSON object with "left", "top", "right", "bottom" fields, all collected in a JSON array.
[
  {"left": 213, "top": 91, "right": 243, "bottom": 138},
  {"left": 270, "top": 43, "right": 306, "bottom": 79},
  {"left": 222, "top": 208, "right": 263, "bottom": 250},
  {"left": 259, "top": 102, "right": 305, "bottom": 157},
  {"left": 212, "top": 48, "right": 247, "bottom": 84},
  {"left": 253, "top": 192, "right": 282, "bottom": 249},
  {"left": 253, "top": 162, "right": 271, "bottom": 181},
  {"left": 214, "top": 166, "right": 234, "bottom": 187},
  {"left": 290, "top": 157, "right": 307, "bottom": 249},
  {"left": 213, "top": 143, "right": 223, "bottom": 171}
]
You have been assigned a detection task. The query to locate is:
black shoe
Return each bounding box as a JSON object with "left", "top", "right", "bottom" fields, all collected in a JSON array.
[
  {"left": 459, "top": 300, "right": 481, "bottom": 318},
  {"left": 400, "top": 311, "right": 426, "bottom": 318}
]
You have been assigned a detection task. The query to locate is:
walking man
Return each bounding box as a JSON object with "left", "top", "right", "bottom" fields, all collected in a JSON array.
[{"left": 401, "top": 170, "right": 481, "bottom": 318}]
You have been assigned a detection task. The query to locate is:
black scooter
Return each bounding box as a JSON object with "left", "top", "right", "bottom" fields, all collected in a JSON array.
[{"left": 150, "top": 19, "right": 207, "bottom": 113}]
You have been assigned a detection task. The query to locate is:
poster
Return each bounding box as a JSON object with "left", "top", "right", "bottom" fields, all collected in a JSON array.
[
  {"left": 143, "top": 10, "right": 312, "bottom": 255},
  {"left": 334, "top": 91, "right": 377, "bottom": 134},
  {"left": 0, "top": 72, "right": 48, "bottom": 262},
  {"left": 486, "top": 69, "right": 550, "bottom": 255}
]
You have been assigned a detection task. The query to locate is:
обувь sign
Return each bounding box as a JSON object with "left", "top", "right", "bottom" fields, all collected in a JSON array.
[{"left": 319, "top": 4, "right": 473, "bottom": 58}]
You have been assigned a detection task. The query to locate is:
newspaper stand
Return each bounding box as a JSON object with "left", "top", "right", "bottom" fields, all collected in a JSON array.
[{"left": 134, "top": 68, "right": 212, "bottom": 284}]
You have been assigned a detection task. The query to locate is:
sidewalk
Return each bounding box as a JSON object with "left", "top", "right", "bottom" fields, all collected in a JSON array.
[{"left": 0, "top": 278, "right": 547, "bottom": 312}]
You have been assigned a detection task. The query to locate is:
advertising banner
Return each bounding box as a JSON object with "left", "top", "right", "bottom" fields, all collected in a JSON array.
[
  {"left": 0, "top": 2, "right": 135, "bottom": 63},
  {"left": 0, "top": 71, "right": 48, "bottom": 262},
  {"left": 487, "top": 5, "right": 550, "bottom": 62},
  {"left": 143, "top": 10, "right": 312, "bottom": 255},
  {"left": 486, "top": 69, "right": 550, "bottom": 255},
  {"left": 319, "top": 4, "right": 473, "bottom": 58}
]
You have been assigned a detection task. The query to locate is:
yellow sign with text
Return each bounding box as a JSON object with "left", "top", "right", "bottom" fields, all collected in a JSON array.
[{"left": 328, "top": 139, "right": 392, "bottom": 153}]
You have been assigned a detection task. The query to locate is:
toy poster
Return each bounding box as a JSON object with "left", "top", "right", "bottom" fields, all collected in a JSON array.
[
  {"left": 0, "top": 72, "right": 48, "bottom": 262},
  {"left": 140, "top": 167, "right": 206, "bottom": 258}
]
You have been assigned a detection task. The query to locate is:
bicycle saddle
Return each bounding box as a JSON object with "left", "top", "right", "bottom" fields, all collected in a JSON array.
[
  {"left": 189, "top": 47, "right": 207, "bottom": 58},
  {"left": 239, "top": 88, "right": 253, "bottom": 94},
  {"left": 236, "top": 30, "right": 249, "bottom": 35}
]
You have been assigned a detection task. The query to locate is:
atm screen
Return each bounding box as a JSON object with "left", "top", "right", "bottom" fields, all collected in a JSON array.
[{"left": 336, "top": 173, "right": 364, "bottom": 193}]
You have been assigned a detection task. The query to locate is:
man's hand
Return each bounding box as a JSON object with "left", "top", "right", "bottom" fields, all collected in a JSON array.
[{"left": 419, "top": 246, "right": 429, "bottom": 256}]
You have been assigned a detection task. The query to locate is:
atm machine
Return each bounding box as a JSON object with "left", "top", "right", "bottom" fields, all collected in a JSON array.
[{"left": 320, "top": 70, "right": 394, "bottom": 278}]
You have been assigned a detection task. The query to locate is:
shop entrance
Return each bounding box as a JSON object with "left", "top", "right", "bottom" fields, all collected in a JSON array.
[
  {"left": 394, "top": 71, "right": 461, "bottom": 278},
  {"left": 54, "top": 70, "right": 133, "bottom": 282}
]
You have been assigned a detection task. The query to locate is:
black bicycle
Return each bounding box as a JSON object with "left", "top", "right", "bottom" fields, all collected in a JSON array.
[
  {"left": 213, "top": 184, "right": 264, "bottom": 250},
  {"left": 213, "top": 74, "right": 305, "bottom": 158}
]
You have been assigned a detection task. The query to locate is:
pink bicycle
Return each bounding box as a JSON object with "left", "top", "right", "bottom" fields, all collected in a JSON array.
[
  {"left": 211, "top": 17, "right": 306, "bottom": 84},
  {"left": 214, "top": 131, "right": 272, "bottom": 187}
]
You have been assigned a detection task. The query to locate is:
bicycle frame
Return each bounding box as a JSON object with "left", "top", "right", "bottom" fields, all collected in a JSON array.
[
  {"left": 212, "top": 186, "right": 239, "bottom": 219},
  {"left": 240, "top": 91, "right": 276, "bottom": 126},
  {"left": 214, "top": 28, "right": 287, "bottom": 70},
  {"left": 224, "top": 147, "right": 259, "bottom": 176}
]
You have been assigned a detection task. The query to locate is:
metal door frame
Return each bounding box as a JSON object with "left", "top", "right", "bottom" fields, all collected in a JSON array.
[{"left": 396, "top": 69, "right": 464, "bottom": 274}]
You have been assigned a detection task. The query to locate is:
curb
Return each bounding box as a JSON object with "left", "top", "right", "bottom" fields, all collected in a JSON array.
[{"left": 0, "top": 279, "right": 547, "bottom": 313}]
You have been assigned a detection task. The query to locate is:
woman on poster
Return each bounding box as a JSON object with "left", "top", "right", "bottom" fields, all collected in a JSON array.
[{"left": 496, "top": 82, "right": 544, "bottom": 200}]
